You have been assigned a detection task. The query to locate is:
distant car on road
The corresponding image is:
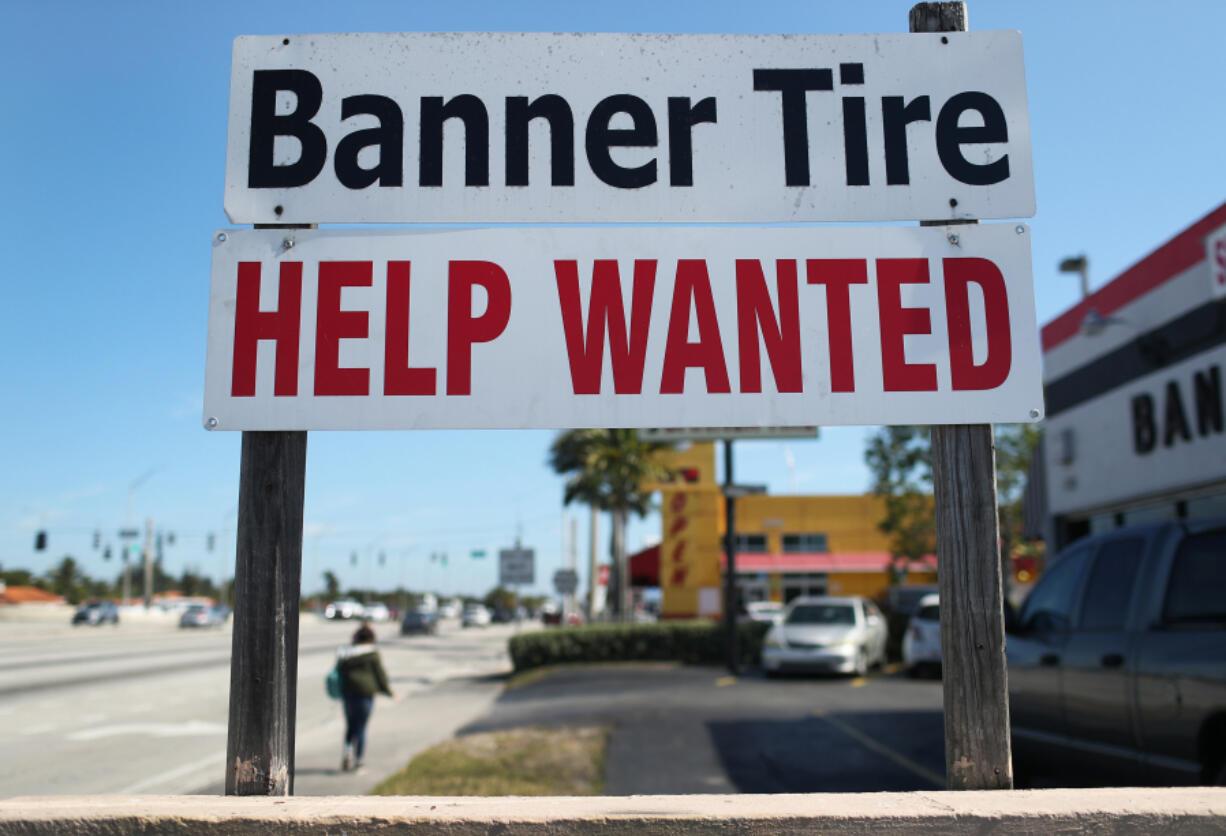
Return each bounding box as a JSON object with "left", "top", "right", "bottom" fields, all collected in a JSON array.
[
  {"left": 400, "top": 608, "right": 438, "bottom": 635},
  {"left": 901, "top": 594, "right": 941, "bottom": 677},
  {"left": 761, "top": 595, "right": 888, "bottom": 677},
  {"left": 72, "top": 600, "right": 119, "bottom": 626},
  {"left": 324, "top": 599, "right": 364, "bottom": 620},
  {"left": 179, "top": 604, "right": 225, "bottom": 629},
  {"left": 363, "top": 602, "right": 391, "bottom": 622},
  {"left": 461, "top": 603, "right": 491, "bottom": 628},
  {"left": 437, "top": 600, "right": 460, "bottom": 619}
]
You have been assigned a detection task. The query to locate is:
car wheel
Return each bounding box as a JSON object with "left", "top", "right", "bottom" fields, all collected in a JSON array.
[{"left": 853, "top": 649, "right": 869, "bottom": 678}]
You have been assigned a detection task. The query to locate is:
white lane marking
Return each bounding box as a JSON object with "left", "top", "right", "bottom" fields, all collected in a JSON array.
[
  {"left": 116, "top": 751, "right": 227, "bottom": 795},
  {"left": 67, "top": 720, "right": 226, "bottom": 741}
]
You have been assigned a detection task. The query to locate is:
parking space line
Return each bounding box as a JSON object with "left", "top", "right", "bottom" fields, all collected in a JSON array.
[
  {"left": 811, "top": 710, "right": 944, "bottom": 789},
  {"left": 715, "top": 676, "right": 738, "bottom": 687},
  {"left": 849, "top": 677, "right": 868, "bottom": 687}
]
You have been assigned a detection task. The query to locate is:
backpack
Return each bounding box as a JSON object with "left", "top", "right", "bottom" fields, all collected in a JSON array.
[{"left": 325, "top": 664, "right": 343, "bottom": 700}]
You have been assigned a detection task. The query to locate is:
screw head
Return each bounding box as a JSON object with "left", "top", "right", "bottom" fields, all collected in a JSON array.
[
  {"left": 282, "top": 238, "right": 294, "bottom": 250},
  {"left": 1029, "top": 408, "right": 1041, "bottom": 420},
  {"left": 206, "top": 417, "right": 219, "bottom": 429},
  {"left": 1015, "top": 225, "right": 1025, "bottom": 235},
  {"left": 947, "top": 233, "right": 959, "bottom": 245},
  {"left": 216, "top": 232, "right": 228, "bottom": 243}
]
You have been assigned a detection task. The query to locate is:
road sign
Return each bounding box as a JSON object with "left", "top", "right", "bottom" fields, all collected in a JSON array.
[
  {"left": 499, "top": 548, "right": 535, "bottom": 586},
  {"left": 553, "top": 569, "right": 579, "bottom": 595},
  {"left": 204, "top": 223, "right": 1043, "bottom": 431},
  {"left": 637, "top": 427, "right": 818, "bottom": 443},
  {"left": 225, "top": 31, "right": 1033, "bottom": 225},
  {"left": 470, "top": 549, "right": 486, "bottom": 559},
  {"left": 118, "top": 528, "right": 141, "bottom": 539}
]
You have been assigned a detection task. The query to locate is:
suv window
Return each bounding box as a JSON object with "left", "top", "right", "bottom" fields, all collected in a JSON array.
[
  {"left": 1078, "top": 537, "right": 1144, "bottom": 631},
  {"left": 1020, "top": 545, "right": 1093, "bottom": 633},
  {"left": 1163, "top": 530, "right": 1226, "bottom": 625}
]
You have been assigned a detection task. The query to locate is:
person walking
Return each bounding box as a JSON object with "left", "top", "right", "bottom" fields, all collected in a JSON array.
[{"left": 336, "top": 621, "right": 394, "bottom": 772}]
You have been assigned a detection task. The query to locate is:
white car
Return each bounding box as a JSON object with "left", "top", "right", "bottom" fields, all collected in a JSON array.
[
  {"left": 761, "top": 595, "right": 888, "bottom": 677},
  {"left": 461, "top": 603, "right": 491, "bottom": 627},
  {"left": 363, "top": 602, "right": 391, "bottom": 622},
  {"left": 324, "top": 599, "right": 364, "bottom": 620},
  {"left": 902, "top": 593, "right": 942, "bottom": 677},
  {"left": 745, "top": 601, "right": 785, "bottom": 623}
]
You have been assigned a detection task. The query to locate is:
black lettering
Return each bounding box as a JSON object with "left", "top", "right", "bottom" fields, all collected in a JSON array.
[
  {"left": 419, "top": 95, "right": 489, "bottom": 187},
  {"left": 839, "top": 64, "right": 868, "bottom": 186},
  {"left": 248, "top": 70, "right": 327, "bottom": 188},
  {"left": 505, "top": 95, "right": 574, "bottom": 187},
  {"left": 667, "top": 97, "right": 717, "bottom": 187},
  {"left": 585, "top": 94, "right": 658, "bottom": 189},
  {"left": 752, "top": 69, "right": 833, "bottom": 186},
  {"left": 334, "top": 95, "right": 404, "bottom": 189},
  {"left": 1194, "top": 365, "right": 1223, "bottom": 436},
  {"left": 1163, "top": 380, "right": 1192, "bottom": 447},
  {"left": 1132, "top": 393, "right": 1156, "bottom": 454},
  {"left": 935, "top": 91, "right": 1010, "bottom": 186},
  {"left": 882, "top": 95, "right": 931, "bottom": 186}
]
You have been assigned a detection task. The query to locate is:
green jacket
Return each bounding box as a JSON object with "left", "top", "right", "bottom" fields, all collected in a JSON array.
[{"left": 337, "top": 645, "right": 392, "bottom": 697}]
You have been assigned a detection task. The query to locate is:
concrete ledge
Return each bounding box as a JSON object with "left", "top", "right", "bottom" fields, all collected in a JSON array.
[{"left": 1, "top": 789, "right": 1224, "bottom": 834}]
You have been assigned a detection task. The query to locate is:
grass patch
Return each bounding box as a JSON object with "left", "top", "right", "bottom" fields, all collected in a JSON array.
[
  {"left": 504, "top": 660, "right": 680, "bottom": 691},
  {"left": 371, "top": 725, "right": 610, "bottom": 796}
]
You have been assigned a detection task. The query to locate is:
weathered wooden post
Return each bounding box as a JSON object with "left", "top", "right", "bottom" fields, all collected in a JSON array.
[
  {"left": 723, "top": 439, "right": 739, "bottom": 674},
  {"left": 911, "top": 0, "right": 1014, "bottom": 791},
  {"left": 223, "top": 223, "right": 313, "bottom": 796}
]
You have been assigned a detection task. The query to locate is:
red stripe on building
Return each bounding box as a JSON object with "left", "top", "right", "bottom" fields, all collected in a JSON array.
[{"left": 1041, "top": 201, "right": 1226, "bottom": 353}]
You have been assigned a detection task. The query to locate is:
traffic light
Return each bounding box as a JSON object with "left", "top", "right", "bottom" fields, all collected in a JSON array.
[
  {"left": 103, "top": 545, "right": 112, "bottom": 561},
  {"left": 34, "top": 531, "right": 47, "bottom": 551},
  {"left": 351, "top": 552, "right": 358, "bottom": 566},
  {"left": 93, "top": 530, "right": 101, "bottom": 549},
  {"left": 207, "top": 533, "right": 216, "bottom": 552},
  {"left": 378, "top": 552, "right": 386, "bottom": 566}
]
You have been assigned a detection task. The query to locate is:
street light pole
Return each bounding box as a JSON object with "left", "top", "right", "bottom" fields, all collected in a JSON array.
[{"left": 1059, "top": 254, "right": 1089, "bottom": 299}]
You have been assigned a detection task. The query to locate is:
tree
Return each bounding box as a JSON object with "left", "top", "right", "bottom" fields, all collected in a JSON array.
[
  {"left": 548, "top": 429, "right": 674, "bottom": 620},
  {"left": 484, "top": 586, "right": 516, "bottom": 612},
  {"left": 865, "top": 424, "right": 1044, "bottom": 578},
  {"left": 322, "top": 570, "right": 341, "bottom": 599},
  {"left": 864, "top": 427, "right": 935, "bottom": 580},
  {"left": 47, "top": 556, "right": 86, "bottom": 604}
]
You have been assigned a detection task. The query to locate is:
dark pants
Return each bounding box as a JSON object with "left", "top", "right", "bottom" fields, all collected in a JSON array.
[{"left": 342, "top": 693, "right": 374, "bottom": 761}]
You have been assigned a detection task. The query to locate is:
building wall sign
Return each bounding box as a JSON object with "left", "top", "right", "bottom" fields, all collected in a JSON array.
[{"left": 224, "top": 31, "right": 1034, "bottom": 224}]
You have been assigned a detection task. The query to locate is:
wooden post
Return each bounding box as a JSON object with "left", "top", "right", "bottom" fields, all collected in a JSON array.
[
  {"left": 911, "top": 1, "right": 1014, "bottom": 791},
  {"left": 225, "top": 430, "right": 307, "bottom": 795},
  {"left": 723, "top": 439, "right": 738, "bottom": 674}
]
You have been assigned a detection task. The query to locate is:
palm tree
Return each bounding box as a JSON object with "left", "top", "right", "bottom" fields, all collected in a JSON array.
[{"left": 548, "top": 429, "right": 674, "bottom": 620}]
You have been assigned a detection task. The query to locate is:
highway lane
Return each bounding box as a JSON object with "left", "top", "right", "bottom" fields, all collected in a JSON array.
[{"left": 0, "top": 616, "right": 515, "bottom": 797}]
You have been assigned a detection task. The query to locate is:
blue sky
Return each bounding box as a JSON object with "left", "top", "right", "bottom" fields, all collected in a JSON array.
[{"left": 2, "top": 1, "right": 1223, "bottom": 598}]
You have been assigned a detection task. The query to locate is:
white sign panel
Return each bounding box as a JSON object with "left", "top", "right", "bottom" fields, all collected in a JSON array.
[
  {"left": 203, "top": 224, "right": 1043, "bottom": 430},
  {"left": 637, "top": 427, "right": 818, "bottom": 442},
  {"left": 224, "top": 31, "right": 1034, "bottom": 224},
  {"left": 553, "top": 569, "right": 579, "bottom": 595},
  {"left": 1208, "top": 225, "right": 1226, "bottom": 300},
  {"left": 500, "top": 548, "right": 535, "bottom": 586}
]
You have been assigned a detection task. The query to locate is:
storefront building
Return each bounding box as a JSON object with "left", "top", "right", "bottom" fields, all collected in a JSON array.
[
  {"left": 1040, "top": 202, "right": 1226, "bottom": 549},
  {"left": 637, "top": 442, "right": 936, "bottom": 619}
]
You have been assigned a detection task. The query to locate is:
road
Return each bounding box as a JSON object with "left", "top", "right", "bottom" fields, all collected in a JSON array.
[{"left": 0, "top": 615, "right": 515, "bottom": 798}]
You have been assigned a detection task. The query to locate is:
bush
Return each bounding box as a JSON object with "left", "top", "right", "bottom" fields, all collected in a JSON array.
[{"left": 508, "top": 620, "right": 772, "bottom": 672}]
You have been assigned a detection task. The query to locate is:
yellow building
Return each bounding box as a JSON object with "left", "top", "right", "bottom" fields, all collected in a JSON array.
[{"left": 635, "top": 442, "right": 937, "bottom": 619}]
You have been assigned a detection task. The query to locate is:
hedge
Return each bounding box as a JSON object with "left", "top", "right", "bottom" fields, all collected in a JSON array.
[{"left": 507, "top": 620, "right": 772, "bottom": 672}]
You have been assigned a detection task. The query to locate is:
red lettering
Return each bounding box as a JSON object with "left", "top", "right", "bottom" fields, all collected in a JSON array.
[
  {"left": 735, "top": 260, "right": 802, "bottom": 393},
  {"left": 446, "top": 261, "right": 512, "bottom": 396},
  {"left": 877, "top": 259, "right": 937, "bottom": 392},
  {"left": 555, "top": 259, "right": 656, "bottom": 394},
  {"left": 806, "top": 259, "right": 868, "bottom": 393},
  {"left": 944, "top": 258, "right": 1012, "bottom": 390},
  {"left": 384, "top": 261, "right": 437, "bottom": 396},
  {"left": 660, "top": 260, "right": 730, "bottom": 394},
  {"left": 669, "top": 566, "right": 689, "bottom": 586},
  {"left": 231, "top": 261, "right": 302, "bottom": 397},
  {"left": 314, "top": 261, "right": 372, "bottom": 396},
  {"left": 668, "top": 515, "right": 688, "bottom": 537},
  {"left": 669, "top": 492, "right": 688, "bottom": 513},
  {"left": 670, "top": 540, "right": 687, "bottom": 563}
]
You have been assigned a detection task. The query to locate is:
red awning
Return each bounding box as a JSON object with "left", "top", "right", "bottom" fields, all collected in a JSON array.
[{"left": 629, "top": 544, "right": 660, "bottom": 587}]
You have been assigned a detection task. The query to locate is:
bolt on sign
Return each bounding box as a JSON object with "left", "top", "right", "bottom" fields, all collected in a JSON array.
[
  {"left": 203, "top": 224, "right": 1042, "bottom": 431},
  {"left": 224, "top": 32, "right": 1034, "bottom": 224}
]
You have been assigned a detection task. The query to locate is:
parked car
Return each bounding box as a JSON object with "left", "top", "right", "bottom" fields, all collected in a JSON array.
[
  {"left": 363, "top": 602, "right": 391, "bottom": 622},
  {"left": 399, "top": 607, "right": 438, "bottom": 635},
  {"left": 461, "top": 603, "right": 491, "bottom": 628},
  {"left": 324, "top": 599, "right": 364, "bottom": 620},
  {"left": 179, "top": 604, "right": 226, "bottom": 629},
  {"left": 745, "top": 600, "right": 785, "bottom": 623},
  {"left": 1007, "top": 519, "right": 1226, "bottom": 787},
  {"left": 72, "top": 600, "right": 119, "bottom": 626},
  {"left": 437, "top": 600, "right": 460, "bottom": 619},
  {"left": 761, "top": 595, "right": 888, "bottom": 676},
  {"left": 901, "top": 594, "right": 941, "bottom": 677}
]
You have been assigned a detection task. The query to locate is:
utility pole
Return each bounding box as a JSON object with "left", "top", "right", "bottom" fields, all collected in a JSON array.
[
  {"left": 142, "top": 517, "right": 154, "bottom": 607},
  {"left": 723, "top": 439, "right": 738, "bottom": 674}
]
